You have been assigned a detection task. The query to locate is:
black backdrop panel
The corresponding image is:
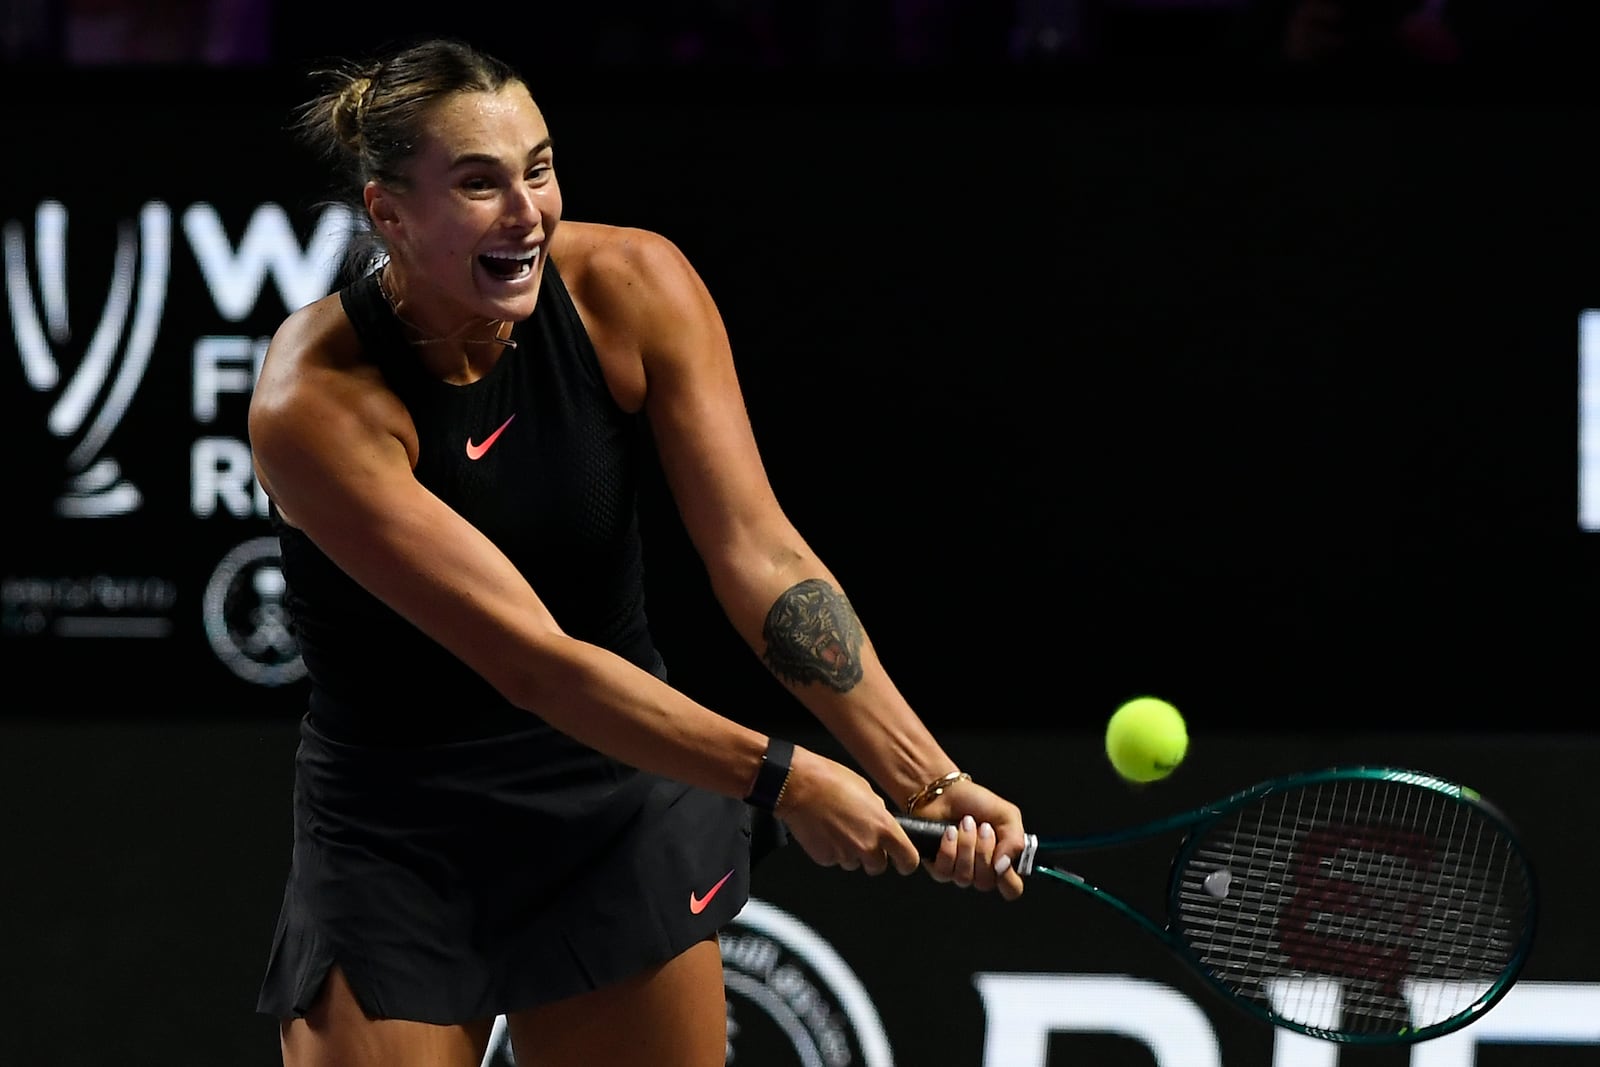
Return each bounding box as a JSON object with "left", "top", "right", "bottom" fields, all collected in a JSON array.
[
  {"left": 4, "top": 722, "right": 1595, "bottom": 1065},
  {"left": 1, "top": 68, "right": 1596, "bottom": 731}
]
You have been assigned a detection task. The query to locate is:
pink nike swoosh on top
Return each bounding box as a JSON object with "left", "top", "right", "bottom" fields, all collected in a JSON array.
[
  {"left": 465, "top": 414, "right": 516, "bottom": 460},
  {"left": 689, "top": 869, "right": 735, "bottom": 914}
]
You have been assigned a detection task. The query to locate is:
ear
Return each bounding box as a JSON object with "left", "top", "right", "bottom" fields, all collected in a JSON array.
[{"left": 364, "top": 181, "right": 401, "bottom": 235}]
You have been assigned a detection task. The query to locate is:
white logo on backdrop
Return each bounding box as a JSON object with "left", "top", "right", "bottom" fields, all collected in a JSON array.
[
  {"left": 3, "top": 200, "right": 170, "bottom": 517},
  {"left": 4, "top": 197, "right": 356, "bottom": 522},
  {"left": 1580, "top": 309, "right": 1599, "bottom": 531},
  {"left": 203, "top": 535, "right": 305, "bottom": 686},
  {"left": 5, "top": 197, "right": 356, "bottom": 685},
  {"left": 972, "top": 974, "right": 1600, "bottom": 1066}
]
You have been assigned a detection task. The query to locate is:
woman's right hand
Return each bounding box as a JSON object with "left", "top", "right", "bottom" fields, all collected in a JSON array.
[{"left": 776, "top": 747, "right": 922, "bottom": 878}]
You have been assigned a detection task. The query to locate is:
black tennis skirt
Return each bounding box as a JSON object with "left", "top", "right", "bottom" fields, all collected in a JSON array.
[{"left": 256, "top": 711, "right": 758, "bottom": 1025}]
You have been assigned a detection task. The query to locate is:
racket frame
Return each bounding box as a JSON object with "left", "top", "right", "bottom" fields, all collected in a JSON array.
[{"left": 901, "top": 765, "right": 1538, "bottom": 1045}]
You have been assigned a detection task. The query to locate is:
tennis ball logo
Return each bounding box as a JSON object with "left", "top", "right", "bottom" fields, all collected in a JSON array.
[{"left": 1105, "top": 696, "right": 1188, "bottom": 783}]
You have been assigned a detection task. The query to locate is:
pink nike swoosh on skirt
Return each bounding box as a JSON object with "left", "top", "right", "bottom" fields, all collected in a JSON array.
[{"left": 689, "top": 869, "right": 735, "bottom": 914}]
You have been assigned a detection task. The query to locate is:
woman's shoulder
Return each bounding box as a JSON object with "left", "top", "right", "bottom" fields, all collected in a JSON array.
[
  {"left": 268, "top": 290, "right": 366, "bottom": 371},
  {"left": 255, "top": 291, "right": 385, "bottom": 422},
  {"left": 550, "top": 220, "right": 702, "bottom": 318},
  {"left": 252, "top": 288, "right": 406, "bottom": 458},
  {"left": 552, "top": 220, "right": 695, "bottom": 286}
]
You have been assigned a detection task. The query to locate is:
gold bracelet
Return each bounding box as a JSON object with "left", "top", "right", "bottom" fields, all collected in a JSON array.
[{"left": 905, "top": 770, "right": 972, "bottom": 813}]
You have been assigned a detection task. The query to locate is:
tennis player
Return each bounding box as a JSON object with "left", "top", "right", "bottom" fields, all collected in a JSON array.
[{"left": 249, "top": 36, "right": 1026, "bottom": 1067}]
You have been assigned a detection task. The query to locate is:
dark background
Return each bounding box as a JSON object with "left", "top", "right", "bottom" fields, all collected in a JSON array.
[
  {"left": 3, "top": 5, "right": 1597, "bottom": 735},
  {"left": 3, "top": 5, "right": 1599, "bottom": 1064},
  {"left": 6, "top": 63, "right": 1599, "bottom": 734}
]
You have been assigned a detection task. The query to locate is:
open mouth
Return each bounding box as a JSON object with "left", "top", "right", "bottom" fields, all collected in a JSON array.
[{"left": 480, "top": 247, "right": 539, "bottom": 281}]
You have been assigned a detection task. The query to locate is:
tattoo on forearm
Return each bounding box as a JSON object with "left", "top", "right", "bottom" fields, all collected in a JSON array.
[{"left": 761, "top": 578, "right": 864, "bottom": 692}]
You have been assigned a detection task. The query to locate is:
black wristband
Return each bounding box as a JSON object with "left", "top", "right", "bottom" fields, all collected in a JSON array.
[{"left": 744, "top": 737, "right": 794, "bottom": 811}]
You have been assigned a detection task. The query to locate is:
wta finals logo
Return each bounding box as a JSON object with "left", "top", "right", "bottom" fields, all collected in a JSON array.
[{"left": 3, "top": 199, "right": 168, "bottom": 517}]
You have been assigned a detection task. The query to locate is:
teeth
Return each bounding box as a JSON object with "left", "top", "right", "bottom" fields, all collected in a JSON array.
[{"left": 481, "top": 247, "right": 539, "bottom": 281}]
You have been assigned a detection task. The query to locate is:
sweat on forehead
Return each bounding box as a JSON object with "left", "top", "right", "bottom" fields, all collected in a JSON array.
[{"left": 409, "top": 87, "right": 550, "bottom": 164}]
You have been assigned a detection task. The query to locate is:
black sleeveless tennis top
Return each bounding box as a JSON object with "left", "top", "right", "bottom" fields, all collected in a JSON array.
[{"left": 273, "top": 262, "right": 665, "bottom": 746}]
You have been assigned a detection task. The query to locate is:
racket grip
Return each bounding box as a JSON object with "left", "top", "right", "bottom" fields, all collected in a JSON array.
[
  {"left": 895, "top": 815, "right": 1040, "bottom": 876},
  {"left": 895, "top": 815, "right": 953, "bottom": 861}
]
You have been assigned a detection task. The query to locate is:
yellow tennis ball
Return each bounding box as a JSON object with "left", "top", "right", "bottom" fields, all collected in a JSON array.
[{"left": 1106, "top": 696, "right": 1188, "bottom": 783}]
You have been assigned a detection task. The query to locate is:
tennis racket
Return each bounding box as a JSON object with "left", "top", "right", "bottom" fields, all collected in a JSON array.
[{"left": 897, "top": 765, "right": 1537, "bottom": 1045}]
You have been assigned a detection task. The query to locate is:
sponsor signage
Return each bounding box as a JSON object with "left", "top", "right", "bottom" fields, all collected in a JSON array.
[
  {"left": 2, "top": 184, "right": 354, "bottom": 704},
  {"left": 477, "top": 913, "right": 1600, "bottom": 1066}
]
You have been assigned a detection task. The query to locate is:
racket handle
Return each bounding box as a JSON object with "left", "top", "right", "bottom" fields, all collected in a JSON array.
[
  {"left": 895, "top": 815, "right": 1040, "bottom": 876},
  {"left": 895, "top": 815, "right": 953, "bottom": 859}
]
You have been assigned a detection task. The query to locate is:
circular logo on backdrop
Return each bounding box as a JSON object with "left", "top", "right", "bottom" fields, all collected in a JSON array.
[
  {"left": 720, "top": 898, "right": 894, "bottom": 1066},
  {"left": 202, "top": 535, "right": 305, "bottom": 686},
  {"left": 480, "top": 897, "right": 893, "bottom": 1066}
]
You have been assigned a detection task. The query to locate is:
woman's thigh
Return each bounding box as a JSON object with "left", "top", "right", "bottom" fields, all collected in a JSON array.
[
  {"left": 279, "top": 965, "right": 493, "bottom": 1067},
  {"left": 507, "top": 938, "right": 727, "bottom": 1067}
]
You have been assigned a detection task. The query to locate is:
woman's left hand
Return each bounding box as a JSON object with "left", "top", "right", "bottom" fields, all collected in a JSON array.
[{"left": 910, "top": 782, "right": 1026, "bottom": 901}]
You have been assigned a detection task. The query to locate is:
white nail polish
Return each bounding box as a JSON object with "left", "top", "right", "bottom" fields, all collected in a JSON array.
[
  {"left": 994, "top": 854, "right": 1012, "bottom": 876},
  {"left": 943, "top": 826, "right": 957, "bottom": 843},
  {"left": 979, "top": 822, "right": 994, "bottom": 840},
  {"left": 961, "top": 815, "right": 976, "bottom": 832}
]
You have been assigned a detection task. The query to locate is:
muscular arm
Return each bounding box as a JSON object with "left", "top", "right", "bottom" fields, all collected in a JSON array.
[
  {"left": 247, "top": 293, "right": 771, "bottom": 800},
  {"left": 585, "top": 228, "right": 963, "bottom": 810},
  {"left": 609, "top": 232, "right": 1025, "bottom": 896}
]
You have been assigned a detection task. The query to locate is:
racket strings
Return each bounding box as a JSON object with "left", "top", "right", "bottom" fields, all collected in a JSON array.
[{"left": 1174, "top": 776, "right": 1532, "bottom": 1039}]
